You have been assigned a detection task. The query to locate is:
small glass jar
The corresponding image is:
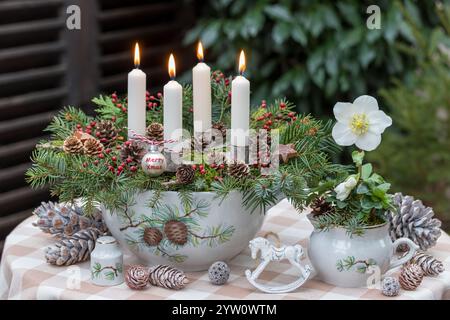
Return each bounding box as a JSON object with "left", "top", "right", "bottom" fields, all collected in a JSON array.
[{"left": 90, "top": 236, "right": 124, "bottom": 286}]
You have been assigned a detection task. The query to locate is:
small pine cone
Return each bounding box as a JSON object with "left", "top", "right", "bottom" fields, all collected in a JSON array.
[
  {"left": 45, "top": 227, "right": 101, "bottom": 266},
  {"left": 409, "top": 252, "right": 445, "bottom": 276},
  {"left": 228, "top": 161, "right": 250, "bottom": 179},
  {"left": 146, "top": 123, "right": 164, "bottom": 142},
  {"left": 125, "top": 265, "right": 150, "bottom": 290},
  {"left": 176, "top": 164, "right": 195, "bottom": 185},
  {"left": 148, "top": 265, "right": 189, "bottom": 290},
  {"left": 206, "top": 150, "right": 225, "bottom": 165},
  {"left": 63, "top": 136, "right": 84, "bottom": 154},
  {"left": 399, "top": 264, "right": 424, "bottom": 290},
  {"left": 212, "top": 121, "right": 227, "bottom": 138},
  {"left": 83, "top": 138, "right": 103, "bottom": 156},
  {"left": 310, "top": 197, "right": 332, "bottom": 216},
  {"left": 95, "top": 120, "right": 118, "bottom": 146},
  {"left": 120, "top": 140, "right": 146, "bottom": 167},
  {"left": 164, "top": 220, "right": 188, "bottom": 245},
  {"left": 143, "top": 227, "right": 163, "bottom": 246},
  {"left": 192, "top": 132, "right": 211, "bottom": 152}
]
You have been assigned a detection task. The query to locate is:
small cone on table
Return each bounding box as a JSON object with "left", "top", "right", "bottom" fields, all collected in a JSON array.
[
  {"left": 148, "top": 265, "right": 189, "bottom": 290},
  {"left": 399, "top": 264, "right": 424, "bottom": 290},
  {"left": 408, "top": 252, "right": 445, "bottom": 276}
]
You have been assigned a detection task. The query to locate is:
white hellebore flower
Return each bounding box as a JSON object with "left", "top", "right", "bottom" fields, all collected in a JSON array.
[
  {"left": 332, "top": 95, "right": 392, "bottom": 151},
  {"left": 334, "top": 176, "right": 358, "bottom": 201}
]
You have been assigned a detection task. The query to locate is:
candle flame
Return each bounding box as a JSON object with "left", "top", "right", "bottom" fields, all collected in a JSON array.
[
  {"left": 168, "top": 54, "right": 176, "bottom": 79},
  {"left": 134, "top": 43, "right": 140, "bottom": 67},
  {"left": 197, "top": 42, "right": 204, "bottom": 61},
  {"left": 239, "top": 50, "right": 246, "bottom": 75}
]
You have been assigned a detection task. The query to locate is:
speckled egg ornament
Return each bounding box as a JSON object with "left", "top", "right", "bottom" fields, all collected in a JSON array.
[
  {"left": 208, "top": 261, "right": 230, "bottom": 285},
  {"left": 381, "top": 277, "right": 400, "bottom": 297}
]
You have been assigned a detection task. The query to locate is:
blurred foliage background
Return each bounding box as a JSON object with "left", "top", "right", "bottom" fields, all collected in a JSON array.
[{"left": 185, "top": 0, "right": 450, "bottom": 229}]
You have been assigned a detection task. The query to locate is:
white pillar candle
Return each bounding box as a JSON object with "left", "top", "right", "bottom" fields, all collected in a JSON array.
[
  {"left": 192, "top": 42, "right": 211, "bottom": 133},
  {"left": 163, "top": 54, "right": 183, "bottom": 151},
  {"left": 127, "top": 43, "right": 146, "bottom": 138},
  {"left": 231, "top": 50, "right": 250, "bottom": 147}
]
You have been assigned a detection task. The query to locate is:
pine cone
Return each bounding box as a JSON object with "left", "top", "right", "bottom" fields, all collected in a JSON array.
[
  {"left": 63, "top": 136, "right": 84, "bottom": 155},
  {"left": 399, "top": 264, "right": 424, "bottom": 290},
  {"left": 164, "top": 220, "right": 188, "bottom": 245},
  {"left": 33, "top": 201, "right": 107, "bottom": 237},
  {"left": 310, "top": 197, "right": 332, "bottom": 216},
  {"left": 148, "top": 265, "right": 189, "bottom": 290},
  {"left": 143, "top": 227, "right": 163, "bottom": 246},
  {"left": 146, "top": 123, "right": 164, "bottom": 142},
  {"left": 388, "top": 193, "right": 442, "bottom": 251},
  {"left": 83, "top": 137, "right": 103, "bottom": 156},
  {"left": 192, "top": 132, "right": 211, "bottom": 152},
  {"left": 176, "top": 165, "right": 195, "bottom": 185},
  {"left": 409, "top": 252, "right": 445, "bottom": 276},
  {"left": 228, "top": 161, "right": 250, "bottom": 179},
  {"left": 125, "top": 265, "right": 150, "bottom": 290},
  {"left": 45, "top": 227, "right": 102, "bottom": 266},
  {"left": 95, "top": 120, "right": 118, "bottom": 146},
  {"left": 212, "top": 121, "right": 227, "bottom": 138},
  {"left": 206, "top": 150, "right": 225, "bottom": 165},
  {"left": 120, "top": 140, "right": 146, "bottom": 167}
]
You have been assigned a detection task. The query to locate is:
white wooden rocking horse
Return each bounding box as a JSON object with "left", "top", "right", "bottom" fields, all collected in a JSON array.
[{"left": 245, "top": 236, "right": 311, "bottom": 293}]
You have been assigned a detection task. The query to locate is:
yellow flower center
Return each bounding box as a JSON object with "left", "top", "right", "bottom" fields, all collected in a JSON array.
[{"left": 350, "top": 113, "right": 369, "bottom": 135}]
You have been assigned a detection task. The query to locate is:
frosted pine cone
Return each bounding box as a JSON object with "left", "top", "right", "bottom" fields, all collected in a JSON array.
[
  {"left": 45, "top": 227, "right": 102, "bottom": 266},
  {"left": 388, "top": 193, "right": 441, "bottom": 251},
  {"left": 164, "top": 220, "right": 188, "bottom": 245},
  {"left": 120, "top": 140, "right": 146, "bottom": 167},
  {"left": 95, "top": 120, "right": 119, "bottom": 146},
  {"left": 399, "top": 264, "right": 424, "bottom": 290},
  {"left": 211, "top": 121, "right": 227, "bottom": 138},
  {"left": 409, "top": 252, "right": 445, "bottom": 276},
  {"left": 33, "top": 201, "right": 107, "bottom": 237},
  {"left": 83, "top": 138, "right": 103, "bottom": 156},
  {"left": 63, "top": 136, "right": 84, "bottom": 154},
  {"left": 125, "top": 265, "right": 150, "bottom": 290},
  {"left": 228, "top": 161, "right": 250, "bottom": 179},
  {"left": 148, "top": 265, "right": 189, "bottom": 290},
  {"left": 146, "top": 123, "right": 164, "bottom": 142}
]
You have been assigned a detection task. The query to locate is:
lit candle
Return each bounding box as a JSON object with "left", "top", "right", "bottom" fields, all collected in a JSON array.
[
  {"left": 127, "top": 43, "right": 147, "bottom": 138},
  {"left": 192, "top": 42, "right": 211, "bottom": 133},
  {"left": 231, "top": 50, "right": 250, "bottom": 147},
  {"left": 163, "top": 54, "right": 183, "bottom": 150}
]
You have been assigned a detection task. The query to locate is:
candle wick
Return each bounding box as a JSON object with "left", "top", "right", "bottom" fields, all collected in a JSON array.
[
  {"left": 239, "top": 71, "right": 244, "bottom": 76},
  {"left": 170, "top": 76, "right": 175, "bottom": 81},
  {"left": 199, "top": 58, "right": 204, "bottom": 63},
  {"left": 135, "top": 64, "right": 140, "bottom": 69}
]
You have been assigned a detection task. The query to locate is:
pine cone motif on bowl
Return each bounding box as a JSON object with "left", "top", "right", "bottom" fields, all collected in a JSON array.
[
  {"left": 143, "top": 227, "right": 163, "bottom": 246},
  {"left": 164, "top": 220, "right": 188, "bottom": 246},
  {"left": 63, "top": 136, "right": 84, "bottom": 154}
]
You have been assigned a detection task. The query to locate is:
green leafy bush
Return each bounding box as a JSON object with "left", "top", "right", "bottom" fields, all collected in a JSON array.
[
  {"left": 369, "top": 2, "right": 450, "bottom": 227},
  {"left": 185, "top": 0, "right": 439, "bottom": 115}
]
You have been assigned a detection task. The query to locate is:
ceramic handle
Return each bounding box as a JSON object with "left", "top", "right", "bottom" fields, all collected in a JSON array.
[{"left": 388, "top": 238, "right": 419, "bottom": 270}]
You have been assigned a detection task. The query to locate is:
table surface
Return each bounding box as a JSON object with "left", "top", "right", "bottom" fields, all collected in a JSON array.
[{"left": 1, "top": 199, "right": 450, "bottom": 300}]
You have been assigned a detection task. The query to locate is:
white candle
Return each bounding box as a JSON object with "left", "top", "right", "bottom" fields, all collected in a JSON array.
[
  {"left": 127, "top": 43, "right": 146, "bottom": 138},
  {"left": 231, "top": 50, "right": 250, "bottom": 147},
  {"left": 192, "top": 42, "right": 211, "bottom": 133},
  {"left": 163, "top": 54, "right": 183, "bottom": 150}
]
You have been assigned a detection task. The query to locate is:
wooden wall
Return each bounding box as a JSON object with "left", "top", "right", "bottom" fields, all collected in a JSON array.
[{"left": 0, "top": 0, "right": 195, "bottom": 256}]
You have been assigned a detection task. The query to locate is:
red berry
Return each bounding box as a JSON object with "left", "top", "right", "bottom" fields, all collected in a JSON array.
[
  {"left": 288, "top": 112, "right": 295, "bottom": 118},
  {"left": 95, "top": 132, "right": 101, "bottom": 137},
  {"left": 157, "top": 92, "right": 162, "bottom": 98},
  {"left": 125, "top": 141, "right": 131, "bottom": 146},
  {"left": 189, "top": 108, "right": 193, "bottom": 113},
  {"left": 90, "top": 121, "right": 96, "bottom": 127},
  {"left": 111, "top": 93, "right": 118, "bottom": 100},
  {"left": 200, "top": 169, "right": 206, "bottom": 175},
  {"left": 112, "top": 156, "right": 117, "bottom": 162},
  {"left": 82, "top": 162, "right": 88, "bottom": 168},
  {"left": 111, "top": 116, "right": 116, "bottom": 122},
  {"left": 94, "top": 160, "right": 99, "bottom": 165},
  {"left": 148, "top": 103, "right": 153, "bottom": 109},
  {"left": 192, "top": 164, "right": 197, "bottom": 170},
  {"left": 146, "top": 91, "right": 150, "bottom": 97},
  {"left": 266, "top": 120, "right": 272, "bottom": 126},
  {"left": 150, "top": 95, "right": 156, "bottom": 101},
  {"left": 219, "top": 164, "right": 225, "bottom": 169},
  {"left": 76, "top": 124, "right": 82, "bottom": 129},
  {"left": 105, "top": 148, "right": 111, "bottom": 154},
  {"left": 130, "top": 166, "right": 137, "bottom": 172},
  {"left": 126, "top": 157, "right": 133, "bottom": 163},
  {"left": 210, "top": 163, "right": 217, "bottom": 169},
  {"left": 263, "top": 125, "right": 269, "bottom": 130},
  {"left": 199, "top": 164, "right": 204, "bottom": 170},
  {"left": 225, "top": 79, "right": 230, "bottom": 86},
  {"left": 108, "top": 165, "right": 115, "bottom": 172},
  {"left": 118, "top": 165, "right": 124, "bottom": 171},
  {"left": 292, "top": 116, "right": 297, "bottom": 121},
  {"left": 121, "top": 107, "right": 127, "bottom": 113},
  {"left": 98, "top": 154, "right": 105, "bottom": 159},
  {"left": 280, "top": 102, "right": 286, "bottom": 109},
  {"left": 86, "top": 129, "right": 92, "bottom": 135},
  {"left": 228, "top": 91, "right": 231, "bottom": 98},
  {"left": 100, "top": 138, "right": 107, "bottom": 143},
  {"left": 262, "top": 100, "right": 266, "bottom": 104},
  {"left": 261, "top": 103, "right": 267, "bottom": 109},
  {"left": 116, "top": 103, "right": 122, "bottom": 108}
]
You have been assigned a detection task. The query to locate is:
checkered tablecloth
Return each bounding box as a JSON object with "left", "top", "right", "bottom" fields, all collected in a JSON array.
[{"left": 1, "top": 199, "right": 450, "bottom": 300}]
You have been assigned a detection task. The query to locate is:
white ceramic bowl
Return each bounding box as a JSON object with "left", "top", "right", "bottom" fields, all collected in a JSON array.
[{"left": 102, "top": 191, "right": 266, "bottom": 271}]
